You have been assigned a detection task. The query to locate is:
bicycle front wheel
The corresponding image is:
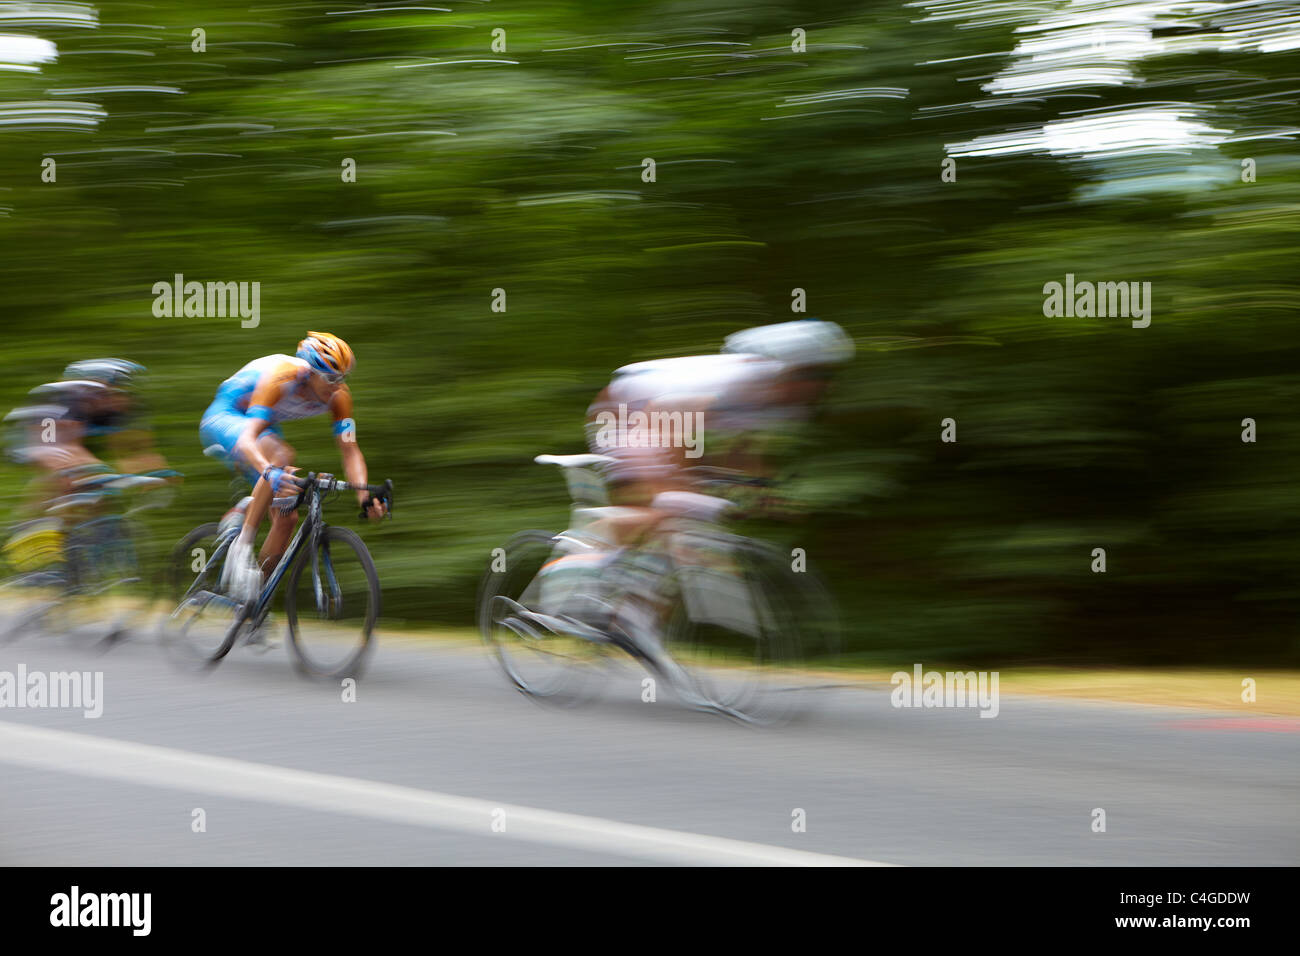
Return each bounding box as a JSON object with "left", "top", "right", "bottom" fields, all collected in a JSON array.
[
  {"left": 665, "top": 535, "right": 833, "bottom": 725},
  {"left": 65, "top": 515, "right": 147, "bottom": 646},
  {"left": 0, "top": 575, "right": 67, "bottom": 645},
  {"left": 284, "top": 526, "right": 380, "bottom": 680}
]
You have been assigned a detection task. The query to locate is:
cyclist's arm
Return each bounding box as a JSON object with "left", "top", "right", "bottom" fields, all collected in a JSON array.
[
  {"left": 708, "top": 379, "right": 790, "bottom": 480},
  {"left": 107, "top": 428, "right": 168, "bottom": 476},
  {"left": 331, "top": 389, "right": 383, "bottom": 517},
  {"left": 234, "top": 417, "right": 276, "bottom": 477},
  {"left": 33, "top": 415, "right": 102, "bottom": 475},
  {"left": 234, "top": 365, "right": 296, "bottom": 478},
  {"left": 645, "top": 391, "right": 717, "bottom": 482}
]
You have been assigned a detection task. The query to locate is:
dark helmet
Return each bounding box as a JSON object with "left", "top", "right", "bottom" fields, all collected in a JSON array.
[{"left": 62, "top": 358, "right": 145, "bottom": 388}]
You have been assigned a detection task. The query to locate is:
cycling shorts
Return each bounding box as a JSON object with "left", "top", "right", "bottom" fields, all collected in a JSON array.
[{"left": 199, "top": 402, "right": 283, "bottom": 485}]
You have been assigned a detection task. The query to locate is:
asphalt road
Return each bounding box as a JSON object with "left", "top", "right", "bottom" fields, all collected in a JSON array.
[{"left": 1, "top": 623, "right": 1296, "bottom": 866}]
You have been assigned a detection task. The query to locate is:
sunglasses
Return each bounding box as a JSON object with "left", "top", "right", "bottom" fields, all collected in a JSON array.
[{"left": 308, "top": 359, "right": 347, "bottom": 385}]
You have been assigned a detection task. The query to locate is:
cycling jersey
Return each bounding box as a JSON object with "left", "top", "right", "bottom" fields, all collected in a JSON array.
[
  {"left": 586, "top": 353, "right": 793, "bottom": 483},
  {"left": 603, "top": 353, "right": 790, "bottom": 431},
  {"left": 200, "top": 354, "right": 354, "bottom": 482}
]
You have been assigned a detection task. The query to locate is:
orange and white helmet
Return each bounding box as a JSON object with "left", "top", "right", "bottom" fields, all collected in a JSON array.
[{"left": 297, "top": 331, "right": 355, "bottom": 382}]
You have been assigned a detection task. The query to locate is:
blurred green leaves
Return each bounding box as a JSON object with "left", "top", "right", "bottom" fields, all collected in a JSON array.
[{"left": 2, "top": 0, "right": 1298, "bottom": 664}]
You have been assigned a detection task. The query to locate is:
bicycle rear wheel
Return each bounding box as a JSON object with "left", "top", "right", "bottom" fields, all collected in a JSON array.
[
  {"left": 159, "top": 522, "right": 243, "bottom": 666},
  {"left": 477, "top": 530, "right": 609, "bottom": 702},
  {"left": 285, "top": 526, "right": 380, "bottom": 680}
]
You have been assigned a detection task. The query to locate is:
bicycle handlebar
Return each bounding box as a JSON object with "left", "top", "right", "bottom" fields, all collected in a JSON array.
[
  {"left": 72, "top": 473, "right": 162, "bottom": 491},
  {"left": 45, "top": 470, "right": 179, "bottom": 515},
  {"left": 288, "top": 473, "right": 393, "bottom": 519}
]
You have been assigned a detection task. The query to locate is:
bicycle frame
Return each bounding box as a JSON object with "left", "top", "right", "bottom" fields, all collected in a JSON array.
[
  {"left": 484, "top": 458, "right": 829, "bottom": 721},
  {"left": 165, "top": 470, "right": 390, "bottom": 672},
  {"left": 14, "top": 478, "right": 163, "bottom": 596},
  {"left": 530, "top": 458, "right": 773, "bottom": 645},
  {"left": 242, "top": 483, "right": 331, "bottom": 626},
  {"left": 174, "top": 487, "right": 324, "bottom": 626},
  {"left": 66, "top": 514, "right": 141, "bottom": 595}
]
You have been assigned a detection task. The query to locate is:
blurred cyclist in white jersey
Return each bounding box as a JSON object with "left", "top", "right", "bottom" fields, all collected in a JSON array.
[
  {"left": 535, "top": 320, "right": 854, "bottom": 672},
  {"left": 583, "top": 319, "right": 855, "bottom": 544}
]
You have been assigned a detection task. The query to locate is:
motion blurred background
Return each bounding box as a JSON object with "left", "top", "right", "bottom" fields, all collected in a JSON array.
[{"left": 1, "top": 0, "right": 1297, "bottom": 667}]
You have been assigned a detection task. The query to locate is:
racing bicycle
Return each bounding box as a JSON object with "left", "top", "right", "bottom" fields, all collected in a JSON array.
[
  {"left": 477, "top": 455, "right": 839, "bottom": 724},
  {"left": 162, "top": 472, "right": 393, "bottom": 679},
  {"left": 0, "top": 470, "right": 177, "bottom": 645}
]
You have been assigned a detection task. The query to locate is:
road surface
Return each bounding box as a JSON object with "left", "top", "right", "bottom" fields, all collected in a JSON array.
[{"left": 1, "top": 625, "right": 1295, "bottom": 865}]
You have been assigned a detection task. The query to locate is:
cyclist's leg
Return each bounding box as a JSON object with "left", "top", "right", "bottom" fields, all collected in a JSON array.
[
  {"left": 584, "top": 453, "right": 673, "bottom": 548},
  {"left": 6, "top": 449, "right": 106, "bottom": 572},
  {"left": 202, "top": 412, "right": 285, "bottom": 599},
  {"left": 253, "top": 433, "right": 298, "bottom": 575},
  {"left": 26, "top": 443, "right": 103, "bottom": 508},
  {"left": 2, "top": 461, "right": 72, "bottom": 574},
  {"left": 231, "top": 430, "right": 293, "bottom": 563},
  {"left": 604, "top": 540, "right": 710, "bottom": 707}
]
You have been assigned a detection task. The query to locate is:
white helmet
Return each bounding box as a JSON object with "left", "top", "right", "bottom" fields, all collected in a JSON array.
[{"left": 721, "top": 320, "right": 855, "bottom": 368}]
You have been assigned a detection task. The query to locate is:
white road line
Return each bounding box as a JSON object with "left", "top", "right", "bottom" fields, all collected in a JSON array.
[{"left": 0, "top": 721, "right": 892, "bottom": 866}]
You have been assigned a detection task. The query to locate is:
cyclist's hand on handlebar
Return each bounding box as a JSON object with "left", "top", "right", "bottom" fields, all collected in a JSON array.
[
  {"left": 359, "top": 494, "right": 388, "bottom": 521},
  {"left": 263, "top": 464, "right": 303, "bottom": 495}
]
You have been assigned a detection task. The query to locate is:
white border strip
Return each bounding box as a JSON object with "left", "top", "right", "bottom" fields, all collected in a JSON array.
[{"left": 0, "top": 721, "right": 892, "bottom": 867}]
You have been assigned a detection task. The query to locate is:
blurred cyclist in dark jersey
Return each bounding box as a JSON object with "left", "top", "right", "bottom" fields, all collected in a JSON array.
[
  {"left": 4, "top": 359, "right": 169, "bottom": 508},
  {"left": 3, "top": 359, "right": 171, "bottom": 570}
]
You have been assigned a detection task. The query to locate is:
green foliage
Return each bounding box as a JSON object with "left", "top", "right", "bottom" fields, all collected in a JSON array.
[{"left": 2, "top": 1, "right": 1297, "bottom": 665}]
